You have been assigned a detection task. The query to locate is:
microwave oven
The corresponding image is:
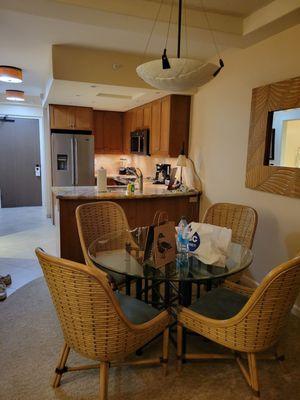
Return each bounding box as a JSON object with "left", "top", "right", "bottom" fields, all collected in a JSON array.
[{"left": 130, "top": 129, "right": 150, "bottom": 155}]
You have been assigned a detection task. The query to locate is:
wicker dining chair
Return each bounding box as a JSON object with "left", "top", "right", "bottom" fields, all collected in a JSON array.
[
  {"left": 202, "top": 202, "right": 258, "bottom": 284},
  {"left": 177, "top": 256, "right": 300, "bottom": 397},
  {"left": 36, "top": 249, "right": 171, "bottom": 400},
  {"left": 76, "top": 201, "right": 136, "bottom": 286},
  {"left": 202, "top": 202, "right": 258, "bottom": 249}
]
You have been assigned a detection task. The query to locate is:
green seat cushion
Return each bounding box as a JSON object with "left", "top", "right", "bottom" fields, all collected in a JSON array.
[
  {"left": 115, "top": 292, "right": 161, "bottom": 324},
  {"left": 189, "top": 288, "right": 248, "bottom": 320}
]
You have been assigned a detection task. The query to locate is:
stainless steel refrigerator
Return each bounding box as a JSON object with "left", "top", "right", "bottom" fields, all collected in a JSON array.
[{"left": 51, "top": 133, "right": 95, "bottom": 186}]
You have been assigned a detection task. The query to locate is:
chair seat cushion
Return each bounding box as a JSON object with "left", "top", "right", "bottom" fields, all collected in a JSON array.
[
  {"left": 115, "top": 292, "right": 161, "bottom": 324},
  {"left": 189, "top": 288, "right": 249, "bottom": 320}
]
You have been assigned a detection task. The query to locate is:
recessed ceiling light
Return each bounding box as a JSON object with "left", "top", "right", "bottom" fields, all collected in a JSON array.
[
  {"left": 6, "top": 89, "right": 25, "bottom": 102},
  {"left": 0, "top": 66, "right": 23, "bottom": 83}
]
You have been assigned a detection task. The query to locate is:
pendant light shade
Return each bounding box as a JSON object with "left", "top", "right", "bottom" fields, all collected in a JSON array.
[
  {"left": 0, "top": 66, "right": 23, "bottom": 83},
  {"left": 136, "top": 0, "right": 224, "bottom": 91},
  {"left": 137, "top": 58, "right": 217, "bottom": 91},
  {"left": 6, "top": 90, "right": 25, "bottom": 102}
]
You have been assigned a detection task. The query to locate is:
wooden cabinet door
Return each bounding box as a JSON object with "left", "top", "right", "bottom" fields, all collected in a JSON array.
[
  {"left": 169, "top": 95, "right": 191, "bottom": 157},
  {"left": 160, "top": 96, "right": 170, "bottom": 156},
  {"left": 136, "top": 107, "right": 144, "bottom": 128},
  {"left": 143, "top": 104, "right": 151, "bottom": 128},
  {"left": 150, "top": 100, "right": 161, "bottom": 155},
  {"left": 74, "top": 107, "right": 93, "bottom": 130},
  {"left": 50, "top": 105, "right": 74, "bottom": 129},
  {"left": 103, "top": 111, "right": 123, "bottom": 153},
  {"left": 131, "top": 108, "right": 137, "bottom": 131},
  {"left": 123, "top": 111, "right": 132, "bottom": 154},
  {"left": 93, "top": 111, "right": 105, "bottom": 153}
]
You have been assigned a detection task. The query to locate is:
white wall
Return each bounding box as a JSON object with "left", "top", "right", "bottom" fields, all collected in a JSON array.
[{"left": 189, "top": 24, "right": 300, "bottom": 314}]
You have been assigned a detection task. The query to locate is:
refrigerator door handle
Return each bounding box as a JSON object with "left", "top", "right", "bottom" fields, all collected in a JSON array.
[
  {"left": 74, "top": 137, "right": 78, "bottom": 185},
  {"left": 71, "top": 138, "right": 76, "bottom": 186}
]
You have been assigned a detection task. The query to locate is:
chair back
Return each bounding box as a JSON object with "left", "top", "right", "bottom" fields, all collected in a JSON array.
[
  {"left": 235, "top": 256, "right": 300, "bottom": 352},
  {"left": 202, "top": 202, "right": 258, "bottom": 248},
  {"left": 76, "top": 201, "right": 131, "bottom": 264},
  {"left": 36, "top": 249, "right": 147, "bottom": 362}
]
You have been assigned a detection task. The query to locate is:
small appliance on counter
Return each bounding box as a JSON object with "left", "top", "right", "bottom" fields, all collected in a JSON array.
[
  {"left": 118, "top": 158, "right": 128, "bottom": 175},
  {"left": 153, "top": 163, "right": 171, "bottom": 184}
]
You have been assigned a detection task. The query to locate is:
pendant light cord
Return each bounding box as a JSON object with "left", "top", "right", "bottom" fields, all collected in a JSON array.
[
  {"left": 200, "top": 0, "right": 221, "bottom": 59},
  {"left": 140, "top": 0, "right": 164, "bottom": 62},
  {"left": 184, "top": 0, "right": 188, "bottom": 57},
  {"left": 164, "top": 0, "right": 175, "bottom": 51}
]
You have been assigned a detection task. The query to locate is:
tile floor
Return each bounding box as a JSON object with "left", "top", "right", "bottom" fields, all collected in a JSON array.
[{"left": 0, "top": 206, "right": 57, "bottom": 296}]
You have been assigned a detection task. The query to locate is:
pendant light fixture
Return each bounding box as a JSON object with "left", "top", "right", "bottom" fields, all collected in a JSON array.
[
  {"left": 136, "top": 0, "right": 224, "bottom": 91},
  {"left": 0, "top": 66, "right": 23, "bottom": 83},
  {"left": 6, "top": 90, "right": 25, "bottom": 102}
]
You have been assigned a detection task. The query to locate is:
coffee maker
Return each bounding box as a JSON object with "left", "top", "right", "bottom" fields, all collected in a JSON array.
[{"left": 153, "top": 163, "right": 171, "bottom": 184}]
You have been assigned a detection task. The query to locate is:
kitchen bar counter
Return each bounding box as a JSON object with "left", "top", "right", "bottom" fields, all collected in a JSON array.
[
  {"left": 53, "top": 184, "right": 201, "bottom": 263},
  {"left": 52, "top": 183, "right": 200, "bottom": 200}
]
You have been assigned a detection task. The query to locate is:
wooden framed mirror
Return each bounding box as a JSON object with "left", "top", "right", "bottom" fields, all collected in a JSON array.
[{"left": 246, "top": 76, "right": 300, "bottom": 198}]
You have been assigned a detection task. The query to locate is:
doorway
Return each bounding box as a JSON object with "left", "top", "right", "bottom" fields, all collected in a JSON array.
[{"left": 0, "top": 117, "right": 42, "bottom": 207}]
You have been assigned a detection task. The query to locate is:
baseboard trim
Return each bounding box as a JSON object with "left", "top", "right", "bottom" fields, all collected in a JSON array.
[{"left": 240, "top": 275, "right": 300, "bottom": 318}]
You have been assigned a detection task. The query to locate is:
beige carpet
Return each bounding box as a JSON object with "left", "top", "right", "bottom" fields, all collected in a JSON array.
[{"left": 1, "top": 277, "right": 300, "bottom": 400}]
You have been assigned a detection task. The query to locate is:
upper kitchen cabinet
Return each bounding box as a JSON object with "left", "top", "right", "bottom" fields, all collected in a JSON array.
[
  {"left": 74, "top": 107, "right": 93, "bottom": 130},
  {"left": 123, "top": 110, "right": 133, "bottom": 154},
  {"left": 136, "top": 107, "right": 144, "bottom": 129},
  {"left": 50, "top": 104, "right": 93, "bottom": 131},
  {"left": 94, "top": 110, "right": 123, "bottom": 154},
  {"left": 143, "top": 103, "right": 152, "bottom": 128},
  {"left": 150, "top": 95, "right": 191, "bottom": 157}
]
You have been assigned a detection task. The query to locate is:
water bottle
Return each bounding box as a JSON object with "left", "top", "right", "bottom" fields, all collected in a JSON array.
[{"left": 177, "top": 216, "right": 188, "bottom": 253}]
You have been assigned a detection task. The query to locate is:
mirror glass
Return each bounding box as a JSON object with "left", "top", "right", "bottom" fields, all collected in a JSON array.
[{"left": 265, "top": 108, "right": 300, "bottom": 167}]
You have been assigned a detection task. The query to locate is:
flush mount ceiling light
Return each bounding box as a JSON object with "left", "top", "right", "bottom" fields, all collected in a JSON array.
[
  {"left": 0, "top": 66, "right": 23, "bottom": 83},
  {"left": 6, "top": 90, "right": 25, "bottom": 102},
  {"left": 136, "top": 0, "right": 224, "bottom": 91}
]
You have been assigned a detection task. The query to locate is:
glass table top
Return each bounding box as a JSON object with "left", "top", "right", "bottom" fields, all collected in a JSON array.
[{"left": 88, "top": 229, "right": 253, "bottom": 282}]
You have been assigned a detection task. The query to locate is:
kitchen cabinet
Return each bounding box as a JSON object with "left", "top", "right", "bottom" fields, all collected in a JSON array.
[
  {"left": 123, "top": 110, "right": 132, "bottom": 154},
  {"left": 136, "top": 107, "right": 144, "bottom": 129},
  {"left": 94, "top": 110, "right": 123, "bottom": 154},
  {"left": 74, "top": 107, "right": 94, "bottom": 130},
  {"left": 50, "top": 104, "right": 93, "bottom": 131},
  {"left": 122, "top": 94, "right": 190, "bottom": 157},
  {"left": 150, "top": 95, "right": 190, "bottom": 157},
  {"left": 150, "top": 100, "right": 162, "bottom": 155},
  {"left": 143, "top": 104, "right": 151, "bottom": 128},
  {"left": 56, "top": 192, "right": 200, "bottom": 263}
]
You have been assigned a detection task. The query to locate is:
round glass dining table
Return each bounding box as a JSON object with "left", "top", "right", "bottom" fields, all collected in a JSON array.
[{"left": 88, "top": 229, "right": 253, "bottom": 308}]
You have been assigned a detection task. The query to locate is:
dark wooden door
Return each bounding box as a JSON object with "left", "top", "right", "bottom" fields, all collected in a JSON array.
[{"left": 0, "top": 118, "right": 42, "bottom": 207}]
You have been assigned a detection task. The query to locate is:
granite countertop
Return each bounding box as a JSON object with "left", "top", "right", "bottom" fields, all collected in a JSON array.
[{"left": 52, "top": 182, "right": 200, "bottom": 200}]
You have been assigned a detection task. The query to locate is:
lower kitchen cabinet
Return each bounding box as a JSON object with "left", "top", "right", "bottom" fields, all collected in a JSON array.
[{"left": 56, "top": 193, "right": 200, "bottom": 263}]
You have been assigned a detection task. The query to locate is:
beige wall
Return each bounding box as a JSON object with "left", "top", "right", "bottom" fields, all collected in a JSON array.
[{"left": 189, "top": 24, "right": 300, "bottom": 313}]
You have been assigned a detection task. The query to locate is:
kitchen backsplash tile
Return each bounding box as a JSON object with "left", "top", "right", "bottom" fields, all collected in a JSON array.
[{"left": 95, "top": 154, "right": 176, "bottom": 178}]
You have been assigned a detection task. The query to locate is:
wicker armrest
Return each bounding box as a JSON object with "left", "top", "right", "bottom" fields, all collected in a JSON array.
[{"left": 222, "top": 280, "right": 255, "bottom": 297}]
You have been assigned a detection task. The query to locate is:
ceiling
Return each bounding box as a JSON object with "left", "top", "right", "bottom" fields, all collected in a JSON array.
[
  {"left": 149, "top": 0, "right": 274, "bottom": 17},
  {"left": 0, "top": 0, "right": 299, "bottom": 109},
  {"left": 47, "top": 80, "right": 170, "bottom": 111}
]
